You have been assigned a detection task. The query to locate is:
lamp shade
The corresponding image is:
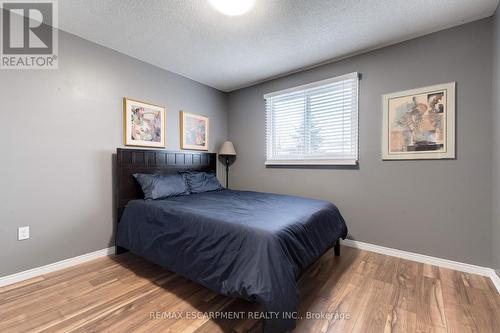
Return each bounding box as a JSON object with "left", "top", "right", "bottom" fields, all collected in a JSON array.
[{"left": 218, "top": 141, "right": 236, "bottom": 155}]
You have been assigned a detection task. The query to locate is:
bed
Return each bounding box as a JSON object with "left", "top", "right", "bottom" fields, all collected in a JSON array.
[{"left": 115, "top": 148, "right": 348, "bottom": 333}]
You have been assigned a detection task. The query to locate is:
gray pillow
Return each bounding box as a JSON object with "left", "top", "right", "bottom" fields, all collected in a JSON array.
[
  {"left": 180, "top": 171, "right": 223, "bottom": 194},
  {"left": 133, "top": 173, "right": 189, "bottom": 200}
]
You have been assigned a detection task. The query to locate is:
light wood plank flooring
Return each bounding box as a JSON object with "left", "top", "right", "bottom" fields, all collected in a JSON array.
[{"left": 1, "top": 246, "right": 498, "bottom": 333}]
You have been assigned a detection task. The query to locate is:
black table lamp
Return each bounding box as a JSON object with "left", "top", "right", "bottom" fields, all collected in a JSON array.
[{"left": 218, "top": 141, "right": 236, "bottom": 188}]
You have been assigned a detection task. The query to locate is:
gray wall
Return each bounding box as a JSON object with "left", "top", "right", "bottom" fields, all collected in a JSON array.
[
  {"left": 228, "top": 19, "right": 493, "bottom": 267},
  {"left": 493, "top": 9, "right": 500, "bottom": 275},
  {"left": 1, "top": 17, "right": 496, "bottom": 278},
  {"left": 0, "top": 31, "right": 227, "bottom": 276}
]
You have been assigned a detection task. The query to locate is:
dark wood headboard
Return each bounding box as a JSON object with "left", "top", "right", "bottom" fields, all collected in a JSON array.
[{"left": 116, "top": 148, "right": 217, "bottom": 222}]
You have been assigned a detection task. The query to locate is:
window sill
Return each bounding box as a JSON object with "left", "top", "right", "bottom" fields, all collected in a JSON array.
[{"left": 265, "top": 159, "right": 358, "bottom": 166}]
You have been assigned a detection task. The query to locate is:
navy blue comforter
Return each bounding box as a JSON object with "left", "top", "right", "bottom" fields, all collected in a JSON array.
[{"left": 116, "top": 189, "right": 347, "bottom": 332}]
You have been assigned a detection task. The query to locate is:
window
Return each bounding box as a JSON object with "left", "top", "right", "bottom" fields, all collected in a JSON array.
[{"left": 265, "top": 72, "right": 359, "bottom": 166}]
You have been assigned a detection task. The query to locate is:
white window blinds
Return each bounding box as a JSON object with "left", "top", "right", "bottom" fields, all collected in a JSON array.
[{"left": 264, "top": 72, "right": 359, "bottom": 165}]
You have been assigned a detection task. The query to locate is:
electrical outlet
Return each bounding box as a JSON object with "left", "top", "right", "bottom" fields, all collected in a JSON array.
[{"left": 18, "top": 226, "right": 30, "bottom": 241}]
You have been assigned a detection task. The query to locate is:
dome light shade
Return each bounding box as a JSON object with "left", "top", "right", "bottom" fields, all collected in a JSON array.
[{"left": 208, "top": 0, "right": 256, "bottom": 16}]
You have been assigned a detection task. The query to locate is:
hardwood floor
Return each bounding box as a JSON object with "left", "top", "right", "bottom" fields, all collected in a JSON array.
[{"left": 0, "top": 246, "right": 498, "bottom": 333}]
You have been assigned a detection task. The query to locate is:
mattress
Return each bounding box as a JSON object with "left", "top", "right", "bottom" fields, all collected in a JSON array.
[{"left": 116, "top": 189, "right": 347, "bottom": 332}]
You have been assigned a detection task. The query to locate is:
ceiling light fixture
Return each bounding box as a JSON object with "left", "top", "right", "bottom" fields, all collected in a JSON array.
[{"left": 208, "top": 0, "right": 256, "bottom": 16}]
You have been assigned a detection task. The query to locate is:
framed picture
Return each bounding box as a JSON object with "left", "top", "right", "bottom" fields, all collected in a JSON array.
[
  {"left": 382, "top": 82, "right": 455, "bottom": 160},
  {"left": 124, "top": 98, "right": 166, "bottom": 148},
  {"left": 180, "top": 111, "right": 209, "bottom": 151}
]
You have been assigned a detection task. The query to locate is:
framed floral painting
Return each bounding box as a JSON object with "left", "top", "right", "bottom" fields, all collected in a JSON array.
[
  {"left": 180, "top": 111, "right": 209, "bottom": 151},
  {"left": 382, "top": 82, "right": 456, "bottom": 160},
  {"left": 124, "top": 98, "right": 166, "bottom": 148}
]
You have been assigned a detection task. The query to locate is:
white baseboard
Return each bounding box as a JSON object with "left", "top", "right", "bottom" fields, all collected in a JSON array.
[
  {"left": 491, "top": 271, "right": 500, "bottom": 293},
  {"left": 0, "top": 247, "right": 116, "bottom": 288},
  {"left": 341, "top": 239, "right": 500, "bottom": 293},
  {"left": 1, "top": 242, "right": 499, "bottom": 294}
]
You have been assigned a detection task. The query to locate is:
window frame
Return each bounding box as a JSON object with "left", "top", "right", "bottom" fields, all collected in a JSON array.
[{"left": 264, "top": 72, "right": 360, "bottom": 166}]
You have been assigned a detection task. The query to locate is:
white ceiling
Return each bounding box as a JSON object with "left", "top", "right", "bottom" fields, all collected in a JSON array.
[{"left": 59, "top": 0, "right": 499, "bottom": 92}]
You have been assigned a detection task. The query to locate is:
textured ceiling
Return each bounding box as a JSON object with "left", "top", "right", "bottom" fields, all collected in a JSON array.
[{"left": 59, "top": 0, "right": 499, "bottom": 91}]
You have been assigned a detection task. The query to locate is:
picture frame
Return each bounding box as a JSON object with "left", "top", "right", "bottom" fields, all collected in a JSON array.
[
  {"left": 123, "top": 97, "right": 166, "bottom": 148},
  {"left": 382, "top": 82, "right": 456, "bottom": 160},
  {"left": 180, "top": 111, "right": 209, "bottom": 151}
]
